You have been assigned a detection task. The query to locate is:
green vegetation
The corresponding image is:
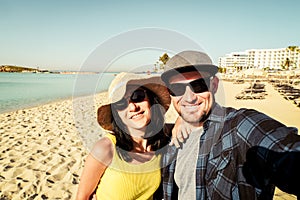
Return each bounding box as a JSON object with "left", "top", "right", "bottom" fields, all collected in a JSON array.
[{"left": 0, "top": 65, "right": 49, "bottom": 73}]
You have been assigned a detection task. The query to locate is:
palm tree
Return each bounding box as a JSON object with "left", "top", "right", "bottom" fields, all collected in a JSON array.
[
  {"left": 282, "top": 58, "right": 291, "bottom": 70},
  {"left": 285, "top": 46, "right": 299, "bottom": 69},
  {"left": 156, "top": 53, "right": 170, "bottom": 72},
  {"left": 159, "top": 53, "right": 170, "bottom": 65},
  {"left": 287, "top": 46, "right": 297, "bottom": 52},
  {"left": 153, "top": 62, "right": 158, "bottom": 72}
]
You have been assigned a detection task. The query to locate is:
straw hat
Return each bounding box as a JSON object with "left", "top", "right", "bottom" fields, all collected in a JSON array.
[
  {"left": 97, "top": 72, "right": 171, "bottom": 131},
  {"left": 161, "top": 50, "right": 219, "bottom": 83}
]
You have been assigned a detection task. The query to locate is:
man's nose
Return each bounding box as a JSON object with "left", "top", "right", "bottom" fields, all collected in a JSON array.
[{"left": 182, "top": 86, "right": 197, "bottom": 102}]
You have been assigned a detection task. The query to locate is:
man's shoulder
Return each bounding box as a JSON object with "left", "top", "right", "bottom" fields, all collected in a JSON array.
[
  {"left": 220, "top": 106, "right": 274, "bottom": 128},
  {"left": 223, "top": 106, "right": 287, "bottom": 132},
  {"left": 223, "top": 106, "right": 263, "bottom": 119}
]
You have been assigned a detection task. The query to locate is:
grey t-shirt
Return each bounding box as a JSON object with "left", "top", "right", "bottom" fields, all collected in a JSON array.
[{"left": 174, "top": 127, "right": 203, "bottom": 200}]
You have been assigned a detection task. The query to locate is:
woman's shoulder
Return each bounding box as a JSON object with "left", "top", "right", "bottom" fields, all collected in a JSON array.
[
  {"left": 90, "top": 134, "right": 115, "bottom": 165},
  {"left": 104, "top": 133, "right": 117, "bottom": 144}
]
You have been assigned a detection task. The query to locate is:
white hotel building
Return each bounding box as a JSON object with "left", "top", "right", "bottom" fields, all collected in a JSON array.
[{"left": 218, "top": 46, "right": 300, "bottom": 73}]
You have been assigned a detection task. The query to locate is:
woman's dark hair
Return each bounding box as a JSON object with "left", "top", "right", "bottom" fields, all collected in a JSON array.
[{"left": 111, "top": 86, "right": 169, "bottom": 161}]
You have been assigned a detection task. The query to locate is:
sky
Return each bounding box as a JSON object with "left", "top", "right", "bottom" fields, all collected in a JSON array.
[{"left": 0, "top": 0, "right": 299, "bottom": 72}]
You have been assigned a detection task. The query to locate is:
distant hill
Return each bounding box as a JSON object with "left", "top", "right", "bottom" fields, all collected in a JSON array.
[{"left": 0, "top": 65, "right": 48, "bottom": 73}]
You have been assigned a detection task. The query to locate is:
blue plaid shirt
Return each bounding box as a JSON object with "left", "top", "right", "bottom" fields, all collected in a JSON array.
[{"left": 162, "top": 103, "right": 300, "bottom": 200}]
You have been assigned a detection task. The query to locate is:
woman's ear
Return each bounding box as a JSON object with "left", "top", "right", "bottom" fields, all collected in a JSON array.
[{"left": 210, "top": 76, "right": 219, "bottom": 94}]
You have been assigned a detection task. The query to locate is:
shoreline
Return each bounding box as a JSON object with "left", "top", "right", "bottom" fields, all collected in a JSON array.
[
  {"left": 0, "top": 79, "right": 298, "bottom": 199},
  {"left": 0, "top": 72, "right": 116, "bottom": 115},
  {"left": 0, "top": 91, "right": 109, "bottom": 115}
]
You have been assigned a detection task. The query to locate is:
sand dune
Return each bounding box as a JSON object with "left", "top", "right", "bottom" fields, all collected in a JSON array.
[{"left": 0, "top": 79, "right": 299, "bottom": 199}]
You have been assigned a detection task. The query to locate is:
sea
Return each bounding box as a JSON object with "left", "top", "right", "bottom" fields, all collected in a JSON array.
[{"left": 0, "top": 72, "right": 116, "bottom": 114}]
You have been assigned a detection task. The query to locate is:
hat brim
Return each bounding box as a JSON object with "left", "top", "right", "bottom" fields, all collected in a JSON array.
[
  {"left": 161, "top": 64, "right": 218, "bottom": 83},
  {"left": 97, "top": 104, "right": 113, "bottom": 131}
]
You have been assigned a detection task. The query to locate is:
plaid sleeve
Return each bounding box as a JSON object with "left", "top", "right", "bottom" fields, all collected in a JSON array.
[
  {"left": 235, "top": 108, "right": 299, "bottom": 150},
  {"left": 243, "top": 146, "right": 300, "bottom": 197},
  {"left": 236, "top": 109, "right": 300, "bottom": 197}
]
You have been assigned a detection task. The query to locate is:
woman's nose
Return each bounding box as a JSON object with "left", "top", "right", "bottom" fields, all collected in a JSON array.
[{"left": 127, "top": 101, "right": 138, "bottom": 111}]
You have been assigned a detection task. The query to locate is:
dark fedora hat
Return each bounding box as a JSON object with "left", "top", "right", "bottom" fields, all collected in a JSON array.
[{"left": 161, "top": 50, "right": 219, "bottom": 83}]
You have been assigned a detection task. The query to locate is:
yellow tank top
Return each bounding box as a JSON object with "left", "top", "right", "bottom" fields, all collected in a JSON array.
[{"left": 95, "top": 134, "right": 161, "bottom": 200}]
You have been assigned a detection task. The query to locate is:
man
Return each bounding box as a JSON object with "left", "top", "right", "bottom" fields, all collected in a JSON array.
[{"left": 161, "top": 50, "right": 300, "bottom": 199}]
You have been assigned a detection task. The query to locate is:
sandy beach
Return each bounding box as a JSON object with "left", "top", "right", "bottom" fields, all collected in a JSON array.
[
  {"left": 0, "top": 94, "right": 106, "bottom": 200},
  {"left": 1, "top": 78, "right": 299, "bottom": 199}
]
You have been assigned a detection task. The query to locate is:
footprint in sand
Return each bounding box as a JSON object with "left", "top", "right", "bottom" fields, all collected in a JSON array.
[{"left": 3, "top": 165, "right": 13, "bottom": 172}]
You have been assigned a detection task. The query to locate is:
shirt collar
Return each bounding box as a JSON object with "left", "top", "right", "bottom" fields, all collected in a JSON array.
[{"left": 206, "top": 103, "right": 226, "bottom": 123}]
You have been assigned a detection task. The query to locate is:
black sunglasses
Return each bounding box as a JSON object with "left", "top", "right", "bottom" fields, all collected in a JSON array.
[
  {"left": 113, "top": 89, "right": 147, "bottom": 110},
  {"left": 168, "top": 77, "right": 211, "bottom": 97}
]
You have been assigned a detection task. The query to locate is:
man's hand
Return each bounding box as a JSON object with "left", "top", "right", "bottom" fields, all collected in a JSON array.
[
  {"left": 243, "top": 146, "right": 300, "bottom": 197},
  {"left": 170, "top": 116, "right": 194, "bottom": 148}
]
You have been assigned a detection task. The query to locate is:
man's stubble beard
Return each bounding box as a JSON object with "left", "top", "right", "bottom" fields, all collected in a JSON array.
[{"left": 180, "top": 110, "right": 209, "bottom": 124}]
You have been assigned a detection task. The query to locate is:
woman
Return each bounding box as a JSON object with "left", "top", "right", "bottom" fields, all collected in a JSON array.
[{"left": 76, "top": 72, "right": 171, "bottom": 200}]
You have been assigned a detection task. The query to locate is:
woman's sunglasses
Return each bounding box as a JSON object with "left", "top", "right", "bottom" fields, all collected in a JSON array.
[
  {"left": 168, "top": 77, "right": 211, "bottom": 97},
  {"left": 113, "top": 89, "right": 147, "bottom": 110}
]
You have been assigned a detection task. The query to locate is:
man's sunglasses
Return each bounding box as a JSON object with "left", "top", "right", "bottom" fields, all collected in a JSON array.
[
  {"left": 113, "top": 89, "right": 147, "bottom": 110},
  {"left": 168, "top": 77, "right": 211, "bottom": 97}
]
